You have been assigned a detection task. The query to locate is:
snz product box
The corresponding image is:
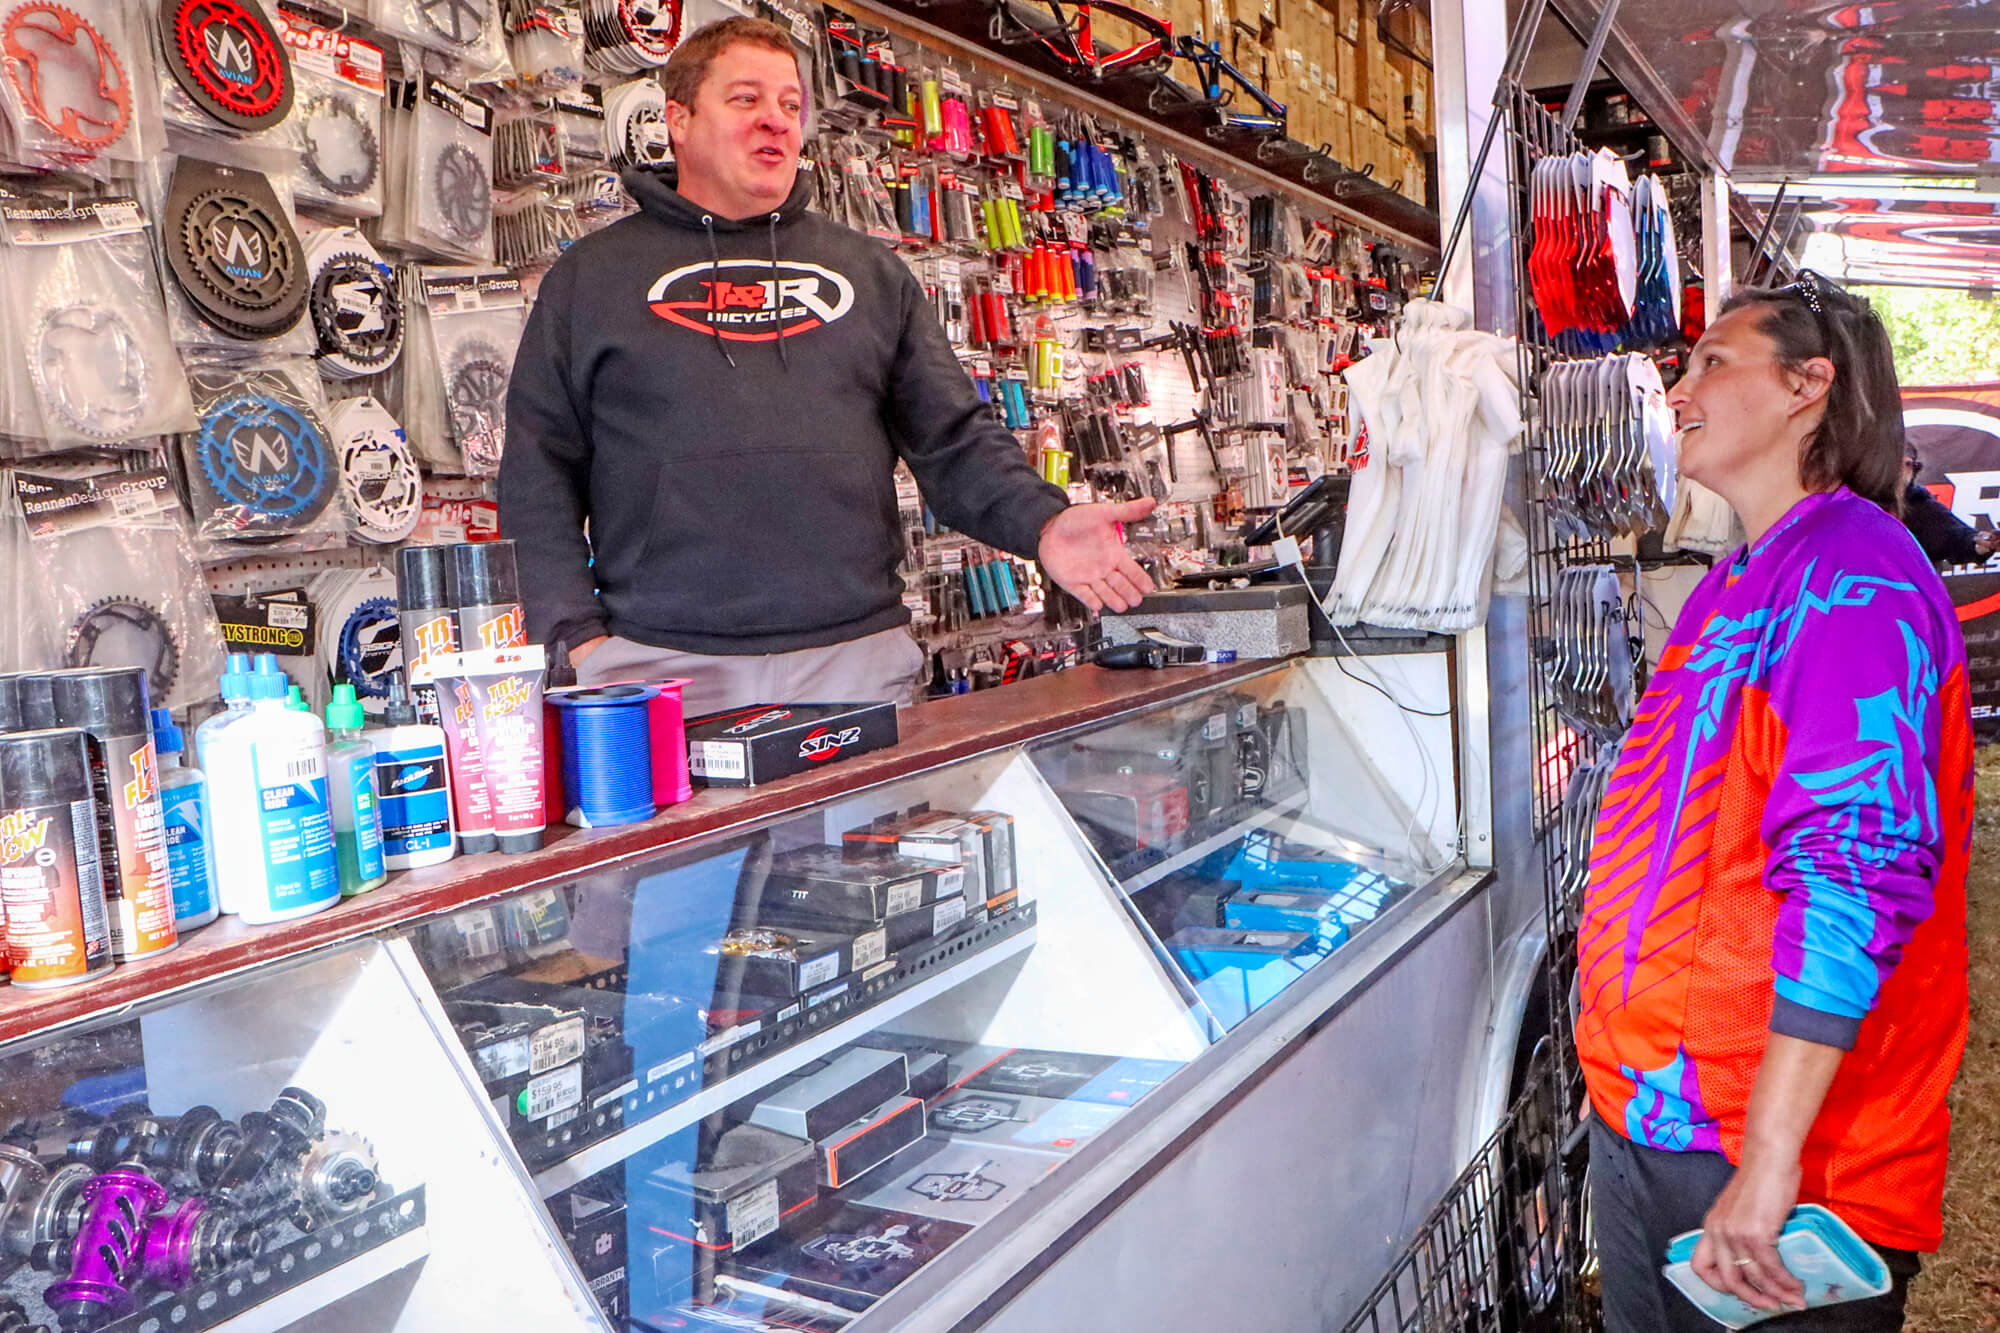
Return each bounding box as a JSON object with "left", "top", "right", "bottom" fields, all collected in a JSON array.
[
  {"left": 685, "top": 702, "right": 899, "bottom": 787},
  {"left": 743, "top": 846, "right": 965, "bottom": 927}
]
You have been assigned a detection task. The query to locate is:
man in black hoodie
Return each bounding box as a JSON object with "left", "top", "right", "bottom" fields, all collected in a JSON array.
[{"left": 500, "top": 17, "right": 1155, "bottom": 715}]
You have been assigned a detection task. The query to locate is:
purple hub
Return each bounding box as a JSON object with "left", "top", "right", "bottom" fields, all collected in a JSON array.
[{"left": 44, "top": 1167, "right": 168, "bottom": 1330}]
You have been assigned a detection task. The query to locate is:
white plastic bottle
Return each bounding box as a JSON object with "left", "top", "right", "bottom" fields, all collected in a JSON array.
[
  {"left": 196, "top": 654, "right": 256, "bottom": 915},
  {"left": 211, "top": 656, "right": 342, "bottom": 924},
  {"left": 368, "top": 674, "right": 457, "bottom": 870},
  {"left": 151, "top": 707, "right": 220, "bottom": 932}
]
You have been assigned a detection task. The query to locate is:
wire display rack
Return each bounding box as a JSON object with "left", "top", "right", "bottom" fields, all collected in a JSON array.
[{"left": 1339, "top": 1042, "right": 1577, "bottom": 1333}]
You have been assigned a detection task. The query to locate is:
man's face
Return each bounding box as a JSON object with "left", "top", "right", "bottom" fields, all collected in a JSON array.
[{"left": 665, "top": 43, "right": 803, "bottom": 220}]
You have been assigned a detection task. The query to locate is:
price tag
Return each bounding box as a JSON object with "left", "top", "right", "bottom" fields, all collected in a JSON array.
[
  {"left": 885, "top": 879, "right": 921, "bottom": 917},
  {"left": 647, "top": 1050, "right": 697, "bottom": 1083},
  {"left": 691, "top": 742, "right": 747, "bottom": 781},
  {"left": 851, "top": 927, "right": 887, "bottom": 972},
  {"left": 798, "top": 949, "right": 840, "bottom": 991},
  {"left": 727, "top": 1179, "right": 781, "bottom": 1251},
  {"left": 472, "top": 1035, "right": 530, "bottom": 1083},
  {"left": 530, "top": 1017, "right": 587, "bottom": 1074},
  {"left": 518, "top": 1064, "right": 583, "bottom": 1121},
  {"left": 456, "top": 908, "right": 501, "bottom": 958},
  {"left": 933, "top": 896, "right": 967, "bottom": 934},
  {"left": 934, "top": 865, "right": 965, "bottom": 899}
]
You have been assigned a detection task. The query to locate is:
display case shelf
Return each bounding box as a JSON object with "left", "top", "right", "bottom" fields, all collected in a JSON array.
[{"left": 530, "top": 917, "right": 1040, "bottom": 1196}]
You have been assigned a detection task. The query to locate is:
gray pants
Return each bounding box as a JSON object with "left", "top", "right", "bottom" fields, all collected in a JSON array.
[
  {"left": 1588, "top": 1116, "right": 1919, "bottom": 1332},
  {"left": 575, "top": 625, "right": 926, "bottom": 719}
]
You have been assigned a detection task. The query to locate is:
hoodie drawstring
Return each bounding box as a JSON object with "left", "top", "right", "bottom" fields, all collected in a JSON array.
[
  {"left": 702, "top": 215, "right": 737, "bottom": 369},
  {"left": 770, "top": 213, "right": 788, "bottom": 372}
]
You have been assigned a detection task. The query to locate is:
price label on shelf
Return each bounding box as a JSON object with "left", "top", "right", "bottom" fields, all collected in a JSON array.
[
  {"left": 518, "top": 1064, "right": 583, "bottom": 1121},
  {"left": 851, "top": 927, "right": 887, "bottom": 972},
  {"left": 530, "top": 1017, "right": 587, "bottom": 1074}
]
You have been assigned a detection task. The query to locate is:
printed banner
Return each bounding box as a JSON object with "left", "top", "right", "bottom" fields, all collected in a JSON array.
[{"left": 1907, "top": 382, "right": 2000, "bottom": 742}]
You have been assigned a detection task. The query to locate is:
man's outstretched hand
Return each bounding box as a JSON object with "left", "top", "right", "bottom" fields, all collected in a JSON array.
[{"left": 1038, "top": 499, "right": 1157, "bottom": 614}]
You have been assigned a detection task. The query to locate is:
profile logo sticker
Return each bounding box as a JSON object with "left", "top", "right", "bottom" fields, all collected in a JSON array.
[{"left": 646, "top": 259, "right": 854, "bottom": 341}]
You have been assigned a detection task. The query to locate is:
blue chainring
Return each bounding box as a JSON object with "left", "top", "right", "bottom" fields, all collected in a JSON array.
[
  {"left": 337, "top": 595, "right": 401, "bottom": 697},
  {"left": 195, "top": 386, "right": 333, "bottom": 525}
]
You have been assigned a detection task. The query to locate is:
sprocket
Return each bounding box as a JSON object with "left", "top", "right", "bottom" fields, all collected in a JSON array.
[{"left": 65, "top": 596, "right": 181, "bottom": 700}]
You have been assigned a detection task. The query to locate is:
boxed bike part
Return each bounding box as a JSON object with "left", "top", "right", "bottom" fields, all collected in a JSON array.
[
  {"left": 1098, "top": 584, "right": 1311, "bottom": 659},
  {"left": 718, "top": 1203, "right": 972, "bottom": 1314},
  {"left": 446, "top": 996, "right": 587, "bottom": 1090},
  {"left": 817, "top": 1095, "right": 927, "bottom": 1188},
  {"left": 711, "top": 923, "right": 890, "bottom": 1000},
  {"left": 643, "top": 1121, "right": 820, "bottom": 1254},
  {"left": 1166, "top": 925, "right": 1318, "bottom": 976},
  {"left": 746, "top": 846, "right": 966, "bottom": 925},
  {"left": 965, "top": 811, "right": 1018, "bottom": 904},
  {"left": 684, "top": 702, "right": 899, "bottom": 787},
  {"left": 1221, "top": 887, "right": 1354, "bottom": 944},
  {"left": 738, "top": 1048, "right": 911, "bottom": 1142},
  {"left": 881, "top": 893, "right": 971, "bottom": 952},
  {"left": 1053, "top": 772, "right": 1191, "bottom": 863},
  {"left": 558, "top": 1180, "right": 630, "bottom": 1323},
  {"left": 841, "top": 812, "right": 989, "bottom": 906}
]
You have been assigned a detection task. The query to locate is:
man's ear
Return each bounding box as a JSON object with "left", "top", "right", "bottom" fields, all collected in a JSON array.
[{"left": 663, "top": 99, "right": 692, "bottom": 149}]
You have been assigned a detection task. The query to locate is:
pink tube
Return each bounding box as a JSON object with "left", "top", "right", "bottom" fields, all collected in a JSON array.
[
  {"left": 419, "top": 659, "right": 494, "bottom": 856},
  {"left": 457, "top": 647, "right": 548, "bottom": 855}
]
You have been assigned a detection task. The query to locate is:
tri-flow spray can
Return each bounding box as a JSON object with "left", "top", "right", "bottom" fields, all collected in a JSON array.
[
  {"left": 0, "top": 728, "right": 114, "bottom": 989},
  {"left": 51, "top": 669, "right": 177, "bottom": 960}
]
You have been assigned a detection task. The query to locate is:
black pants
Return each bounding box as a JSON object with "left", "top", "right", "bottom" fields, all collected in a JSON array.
[{"left": 1588, "top": 1116, "right": 1921, "bottom": 1332}]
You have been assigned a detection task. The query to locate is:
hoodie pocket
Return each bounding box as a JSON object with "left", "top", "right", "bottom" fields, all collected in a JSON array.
[{"left": 628, "top": 444, "right": 903, "bottom": 637}]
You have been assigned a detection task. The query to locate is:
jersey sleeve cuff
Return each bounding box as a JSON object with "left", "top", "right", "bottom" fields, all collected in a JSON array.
[{"left": 1770, "top": 994, "right": 1863, "bottom": 1051}]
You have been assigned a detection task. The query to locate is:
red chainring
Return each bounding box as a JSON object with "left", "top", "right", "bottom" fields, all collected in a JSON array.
[
  {"left": 0, "top": 1, "right": 131, "bottom": 152},
  {"left": 171, "top": 0, "right": 286, "bottom": 122}
]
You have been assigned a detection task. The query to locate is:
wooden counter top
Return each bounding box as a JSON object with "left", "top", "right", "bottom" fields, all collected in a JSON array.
[{"left": 0, "top": 660, "right": 1279, "bottom": 1046}]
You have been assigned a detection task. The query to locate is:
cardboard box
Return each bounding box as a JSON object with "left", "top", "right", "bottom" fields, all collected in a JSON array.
[
  {"left": 712, "top": 923, "right": 886, "bottom": 999},
  {"left": 818, "top": 1096, "right": 927, "bottom": 1188},
  {"left": 1335, "top": 36, "right": 1356, "bottom": 98},
  {"left": 754, "top": 844, "right": 964, "bottom": 923},
  {"left": 1386, "top": 2, "right": 1429, "bottom": 58},
  {"left": 1407, "top": 61, "right": 1431, "bottom": 136},
  {"left": 1384, "top": 65, "right": 1406, "bottom": 141},
  {"left": 741, "top": 1048, "right": 910, "bottom": 1141},
  {"left": 1364, "top": 33, "right": 1393, "bottom": 122},
  {"left": 1333, "top": 0, "right": 1358, "bottom": 41},
  {"left": 1327, "top": 94, "right": 1352, "bottom": 163}
]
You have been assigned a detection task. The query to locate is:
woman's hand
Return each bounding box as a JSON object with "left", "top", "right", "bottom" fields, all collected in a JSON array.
[{"left": 1691, "top": 1150, "right": 1806, "bottom": 1312}]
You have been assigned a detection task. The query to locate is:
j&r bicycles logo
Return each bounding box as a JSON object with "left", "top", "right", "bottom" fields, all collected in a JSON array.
[{"left": 646, "top": 260, "right": 855, "bottom": 341}]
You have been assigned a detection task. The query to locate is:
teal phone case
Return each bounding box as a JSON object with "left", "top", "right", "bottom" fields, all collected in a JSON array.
[{"left": 1661, "top": 1204, "right": 1891, "bottom": 1329}]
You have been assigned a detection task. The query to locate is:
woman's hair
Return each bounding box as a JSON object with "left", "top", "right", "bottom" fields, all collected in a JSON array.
[{"left": 1718, "top": 273, "right": 1906, "bottom": 512}]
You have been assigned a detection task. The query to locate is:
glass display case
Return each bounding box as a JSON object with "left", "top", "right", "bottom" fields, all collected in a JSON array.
[{"left": 0, "top": 663, "right": 1459, "bottom": 1333}]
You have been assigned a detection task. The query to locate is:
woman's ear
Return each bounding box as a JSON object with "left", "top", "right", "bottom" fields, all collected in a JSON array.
[{"left": 1785, "top": 356, "right": 1836, "bottom": 417}]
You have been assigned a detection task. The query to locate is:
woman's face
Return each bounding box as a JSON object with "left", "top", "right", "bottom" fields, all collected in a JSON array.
[{"left": 1666, "top": 305, "right": 1829, "bottom": 496}]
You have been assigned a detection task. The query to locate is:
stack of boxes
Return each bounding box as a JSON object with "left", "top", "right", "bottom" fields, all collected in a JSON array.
[{"left": 1147, "top": 0, "right": 1432, "bottom": 203}]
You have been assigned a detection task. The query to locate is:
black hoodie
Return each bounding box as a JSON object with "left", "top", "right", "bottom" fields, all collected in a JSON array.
[{"left": 499, "top": 165, "right": 1070, "bottom": 656}]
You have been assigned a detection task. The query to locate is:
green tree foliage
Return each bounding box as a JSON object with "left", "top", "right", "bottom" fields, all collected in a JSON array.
[{"left": 1855, "top": 286, "right": 2000, "bottom": 388}]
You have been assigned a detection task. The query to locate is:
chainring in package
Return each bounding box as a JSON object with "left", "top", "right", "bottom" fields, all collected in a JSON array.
[
  {"left": 306, "top": 225, "right": 403, "bottom": 378},
  {"left": 329, "top": 393, "right": 421, "bottom": 542},
  {"left": 0, "top": 196, "right": 196, "bottom": 452},
  {"left": 408, "top": 71, "right": 494, "bottom": 261},
  {"left": 420, "top": 269, "right": 523, "bottom": 476},
  {"left": 153, "top": 0, "right": 295, "bottom": 143},
  {"left": 372, "top": 0, "right": 505, "bottom": 82},
  {"left": 0, "top": 0, "right": 162, "bottom": 175},
  {"left": 157, "top": 154, "right": 316, "bottom": 354},
  {"left": 280, "top": 10, "right": 388, "bottom": 218},
  {"left": 180, "top": 356, "right": 348, "bottom": 553},
  {"left": 13, "top": 465, "right": 227, "bottom": 707}
]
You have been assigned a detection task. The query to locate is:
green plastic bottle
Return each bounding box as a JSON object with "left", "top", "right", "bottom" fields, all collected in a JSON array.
[
  {"left": 286, "top": 685, "right": 309, "bottom": 712},
  {"left": 325, "top": 684, "right": 388, "bottom": 896}
]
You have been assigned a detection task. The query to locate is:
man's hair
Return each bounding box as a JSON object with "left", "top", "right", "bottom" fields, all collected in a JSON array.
[
  {"left": 1718, "top": 275, "right": 1906, "bottom": 513},
  {"left": 659, "top": 17, "right": 799, "bottom": 112}
]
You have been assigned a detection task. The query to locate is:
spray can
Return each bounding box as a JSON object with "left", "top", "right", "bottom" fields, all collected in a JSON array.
[
  {"left": 369, "top": 675, "right": 456, "bottom": 870},
  {"left": 16, "top": 672, "right": 58, "bottom": 729},
  {"left": 51, "top": 669, "right": 176, "bottom": 961},
  {"left": 453, "top": 541, "right": 526, "bottom": 651},
  {"left": 0, "top": 671, "right": 29, "bottom": 732},
  {"left": 325, "top": 685, "right": 387, "bottom": 896},
  {"left": 396, "top": 545, "right": 459, "bottom": 721},
  {"left": 0, "top": 728, "right": 114, "bottom": 989},
  {"left": 150, "top": 709, "right": 219, "bottom": 933}
]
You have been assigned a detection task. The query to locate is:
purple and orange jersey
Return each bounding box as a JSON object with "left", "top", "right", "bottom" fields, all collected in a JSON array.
[{"left": 1577, "top": 488, "right": 1972, "bottom": 1251}]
